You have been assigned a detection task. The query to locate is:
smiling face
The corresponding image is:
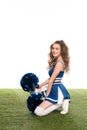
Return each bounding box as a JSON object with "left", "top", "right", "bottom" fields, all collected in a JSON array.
[{"left": 51, "top": 43, "right": 61, "bottom": 58}]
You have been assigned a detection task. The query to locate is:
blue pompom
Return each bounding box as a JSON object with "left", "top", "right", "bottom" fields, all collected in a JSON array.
[
  {"left": 20, "top": 72, "right": 44, "bottom": 114},
  {"left": 20, "top": 73, "right": 39, "bottom": 92},
  {"left": 27, "top": 93, "right": 43, "bottom": 113}
]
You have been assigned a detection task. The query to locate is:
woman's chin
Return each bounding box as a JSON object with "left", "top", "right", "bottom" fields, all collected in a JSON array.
[{"left": 53, "top": 55, "right": 58, "bottom": 58}]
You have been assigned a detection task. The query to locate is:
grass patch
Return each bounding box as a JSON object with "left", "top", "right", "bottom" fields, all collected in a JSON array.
[{"left": 0, "top": 89, "right": 87, "bottom": 130}]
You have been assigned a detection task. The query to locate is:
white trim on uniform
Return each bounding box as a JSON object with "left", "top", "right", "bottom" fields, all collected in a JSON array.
[
  {"left": 55, "top": 77, "right": 62, "bottom": 80},
  {"left": 46, "top": 87, "right": 64, "bottom": 104}
]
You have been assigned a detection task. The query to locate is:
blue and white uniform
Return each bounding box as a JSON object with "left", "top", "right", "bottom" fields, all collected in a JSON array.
[{"left": 45, "top": 61, "right": 70, "bottom": 105}]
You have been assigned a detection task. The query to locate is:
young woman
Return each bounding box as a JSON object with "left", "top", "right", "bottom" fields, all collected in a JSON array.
[{"left": 34, "top": 40, "right": 71, "bottom": 116}]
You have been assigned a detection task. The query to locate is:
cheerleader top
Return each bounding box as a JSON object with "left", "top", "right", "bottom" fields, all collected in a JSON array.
[{"left": 48, "top": 60, "right": 65, "bottom": 80}]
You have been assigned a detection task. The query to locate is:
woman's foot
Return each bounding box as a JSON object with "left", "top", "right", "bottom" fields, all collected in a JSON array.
[{"left": 60, "top": 99, "right": 69, "bottom": 115}]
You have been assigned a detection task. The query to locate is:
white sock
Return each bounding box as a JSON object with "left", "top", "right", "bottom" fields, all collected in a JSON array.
[
  {"left": 41, "top": 104, "right": 62, "bottom": 116},
  {"left": 34, "top": 106, "right": 44, "bottom": 116},
  {"left": 60, "top": 99, "right": 69, "bottom": 115},
  {"left": 34, "top": 104, "right": 62, "bottom": 116}
]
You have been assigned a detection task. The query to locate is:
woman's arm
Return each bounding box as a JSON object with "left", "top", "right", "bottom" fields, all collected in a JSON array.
[
  {"left": 36, "top": 78, "right": 50, "bottom": 93},
  {"left": 46, "top": 61, "right": 63, "bottom": 96},
  {"left": 39, "top": 78, "right": 50, "bottom": 87}
]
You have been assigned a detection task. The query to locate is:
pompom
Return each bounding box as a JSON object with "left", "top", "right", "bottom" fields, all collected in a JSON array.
[
  {"left": 20, "top": 72, "right": 44, "bottom": 114},
  {"left": 27, "top": 93, "right": 43, "bottom": 113},
  {"left": 20, "top": 73, "right": 39, "bottom": 92}
]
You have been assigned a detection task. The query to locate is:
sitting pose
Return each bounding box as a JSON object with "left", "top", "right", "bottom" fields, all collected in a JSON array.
[{"left": 34, "top": 40, "right": 71, "bottom": 116}]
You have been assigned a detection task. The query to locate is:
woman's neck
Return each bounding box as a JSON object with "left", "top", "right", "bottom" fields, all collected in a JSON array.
[{"left": 57, "top": 56, "right": 63, "bottom": 61}]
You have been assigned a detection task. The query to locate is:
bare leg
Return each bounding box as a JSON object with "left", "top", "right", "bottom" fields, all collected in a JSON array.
[{"left": 39, "top": 100, "right": 53, "bottom": 108}]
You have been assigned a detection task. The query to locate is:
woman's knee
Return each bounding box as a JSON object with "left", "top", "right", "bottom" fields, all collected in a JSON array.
[
  {"left": 34, "top": 104, "right": 61, "bottom": 116},
  {"left": 34, "top": 107, "right": 44, "bottom": 116}
]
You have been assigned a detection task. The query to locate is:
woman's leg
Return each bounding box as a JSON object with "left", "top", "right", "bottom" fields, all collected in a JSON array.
[
  {"left": 34, "top": 100, "right": 52, "bottom": 116},
  {"left": 60, "top": 99, "right": 69, "bottom": 114},
  {"left": 34, "top": 100, "right": 61, "bottom": 116},
  {"left": 40, "top": 104, "right": 62, "bottom": 116}
]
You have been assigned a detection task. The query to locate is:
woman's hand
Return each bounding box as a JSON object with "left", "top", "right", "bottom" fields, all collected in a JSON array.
[{"left": 46, "top": 90, "right": 50, "bottom": 97}]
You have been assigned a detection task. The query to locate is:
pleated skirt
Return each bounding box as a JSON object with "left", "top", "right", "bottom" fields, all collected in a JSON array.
[{"left": 45, "top": 82, "right": 71, "bottom": 104}]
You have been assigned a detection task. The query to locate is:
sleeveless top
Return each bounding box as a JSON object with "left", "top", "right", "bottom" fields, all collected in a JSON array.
[{"left": 48, "top": 60, "right": 65, "bottom": 80}]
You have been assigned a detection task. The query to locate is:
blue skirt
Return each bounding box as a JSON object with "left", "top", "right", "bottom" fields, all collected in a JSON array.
[{"left": 45, "top": 82, "right": 70, "bottom": 104}]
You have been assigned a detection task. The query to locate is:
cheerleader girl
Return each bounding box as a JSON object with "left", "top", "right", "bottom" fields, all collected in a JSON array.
[{"left": 34, "top": 40, "right": 71, "bottom": 116}]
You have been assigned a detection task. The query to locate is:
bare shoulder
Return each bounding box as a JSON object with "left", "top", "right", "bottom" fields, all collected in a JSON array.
[
  {"left": 55, "top": 60, "right": 64, "bottom": 71},
  {"left": 55, "top": 61, "right": 63, "bottom": 68}
]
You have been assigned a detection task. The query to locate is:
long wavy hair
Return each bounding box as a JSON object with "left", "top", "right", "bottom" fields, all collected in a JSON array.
[{"left": 48, "top": 40, "right": 70, "bottom": 72}]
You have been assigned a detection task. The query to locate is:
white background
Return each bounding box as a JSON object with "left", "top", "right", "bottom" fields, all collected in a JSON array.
[{"left": 0, "top": 0, "right": 87, "bottom": 89}]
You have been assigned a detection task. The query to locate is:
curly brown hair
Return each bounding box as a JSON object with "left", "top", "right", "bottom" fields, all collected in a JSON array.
[{"left": 48, "top": 40, "right": 70, "bottom": 72}]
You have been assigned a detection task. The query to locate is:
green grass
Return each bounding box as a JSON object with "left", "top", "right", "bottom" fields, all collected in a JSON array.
[{"left": 0, "top": 89, "right": 87, "bottom": 130}]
